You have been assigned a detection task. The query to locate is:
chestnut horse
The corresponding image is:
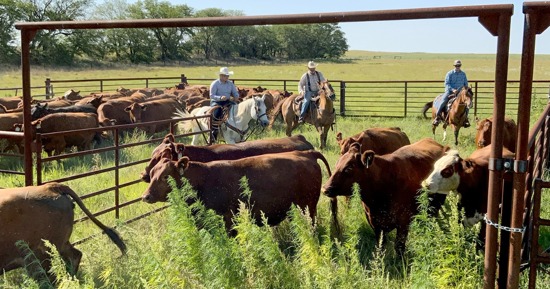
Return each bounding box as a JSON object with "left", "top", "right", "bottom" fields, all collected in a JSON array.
[
  {"left": 423, "top": 86, "right": 473, "bottom": 145},
  {"left": 269, "top": 80, "right": 336, "bottom": 149}
]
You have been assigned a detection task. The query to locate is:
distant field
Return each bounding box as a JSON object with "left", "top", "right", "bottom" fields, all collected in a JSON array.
[{"left": 2, "top": 50, "right": 550, "bottom": 95}]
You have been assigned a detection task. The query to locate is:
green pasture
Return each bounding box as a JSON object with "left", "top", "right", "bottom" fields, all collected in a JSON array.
[{"left": 1, "top": 51, "right": 550, "bottom": 288}]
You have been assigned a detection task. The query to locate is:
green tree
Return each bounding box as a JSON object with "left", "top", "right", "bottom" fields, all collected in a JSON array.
[
  {"left": 0, "top": 0, "right": 21, "bottom": 64},
  {"left": 128, "top": 0, "right": 194, "bottom": 63},
  {"left": 10, "top": 0, "right": 93, "bottom": 65}
]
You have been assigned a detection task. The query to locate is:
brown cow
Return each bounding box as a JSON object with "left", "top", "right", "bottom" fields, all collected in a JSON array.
[
  {"left": 336, "top": 127, "right": 411, "bottom": 155},
  {"left": 124, "top": 98, "right": 181, "bottom": 134},
  {"left": 97, "top": 99, "right": 136, "bottom": 127},
  {"left": 0, "top": 183, "right": 126, "bottom": 281},
  {"left": 142, "top": 150, "right": 331, "bottom": 229},
  {"left": 0, "top": 96, "right": 23, "bottom": 110},
  {"left": 322, "top": 138, "right": 449, "bottom": 255},
  {"left": 475, "top": 116, "right": 517, "bottom": 151},
  {"left": 26, "top": 112, "right": 99, "bottom": 156},
  {"left": 422, "top": 145, "right": 515, "bottom": 228},
  {"left": 140, "top": 134, "right": 315, "bottom": 182}
]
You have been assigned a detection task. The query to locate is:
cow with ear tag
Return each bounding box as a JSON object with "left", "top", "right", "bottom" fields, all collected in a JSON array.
[
  {"left": 142, "top": 148, "right": 332, "bottom": 231},
  {"left": 322, "top": 138, "right": 448, "bottom": 256}
]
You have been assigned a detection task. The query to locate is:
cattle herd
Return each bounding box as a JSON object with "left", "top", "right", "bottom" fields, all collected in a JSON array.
[{"left": 0, "top": 83, "right": 519, "bottom": 282}]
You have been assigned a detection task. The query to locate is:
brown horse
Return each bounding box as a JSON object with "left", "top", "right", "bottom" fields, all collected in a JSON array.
[
  {"left": 422, "top": 86, "right": 473, "bottom": 145},
  {"left": 269, "top": 80, "right": 336, "bottom": 149}
]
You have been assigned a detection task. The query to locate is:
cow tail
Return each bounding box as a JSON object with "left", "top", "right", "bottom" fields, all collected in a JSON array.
[
  {"left": 268, "top": 98, "right": 284, "bottom": 128},
  {"left": 311, "top": 151, "right": 341, "bottom": 236},
  {"left": 312, "top": 150, "right": 332, "bottom": 177},
  {"left": 60, "top": 184, "right": 127, "bottom": 254},
  {"left": 421, "top": 101, "right": 433, "bottom": 119}
]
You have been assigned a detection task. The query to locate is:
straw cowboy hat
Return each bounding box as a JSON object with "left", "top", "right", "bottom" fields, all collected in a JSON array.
[
  {"left": 307, "top": 61, "right": 318, "bottom": 68},
  {"left": 219, "top": 67, "right": 234, "bottom": 76},
  {"left": 453, "top": 60, "right": 462, "bottom": 66}
]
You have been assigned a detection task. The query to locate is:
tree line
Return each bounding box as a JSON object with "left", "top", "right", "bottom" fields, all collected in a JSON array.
[{"left": 0, "top": 0, "right": 349, "bottom": 66}]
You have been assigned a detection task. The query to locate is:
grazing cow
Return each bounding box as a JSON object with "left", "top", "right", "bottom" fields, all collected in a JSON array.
[
  {"left": 422, "top": 145, "right": 515, "bottom": 228},
  {"left": 475, "top": 116, "right": 517, "bottom": 151},
  {"left": 142, "top": 150, "right": 331, "bottom": 229},
  {"left": 25, "top": 112, "right": 99, "bottom": 156},
  {"left": 140, "top": 133, "right": 315, "bottom": 182},
  {"left": 322, "top": 138, "right": 449, "bottom": 255},
  {"left": 336, "top": 127, "right": 411, "bottom": 155},
  {"left": 0, "top": 183, "right": 126, "bottom": 281},
  {"left": 97, "top": 99, "right": 136, "bottom": 128},
  {"left": 0, "top": 112, "right": 24, "bottom": 153},
  {"left": 63, "top": 89, "right": 82, "bottom": 100},
  {"left": 124, "top": 98, "right": 181, "bottom": 134}
]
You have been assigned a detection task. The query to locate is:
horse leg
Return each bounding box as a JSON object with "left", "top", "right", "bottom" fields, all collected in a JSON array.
[
  {"left": 454, "top": 127, "right": 460, "bottom": 146},
  {"left": 442, "top": 124, "right": 447, "bottom": 142}
]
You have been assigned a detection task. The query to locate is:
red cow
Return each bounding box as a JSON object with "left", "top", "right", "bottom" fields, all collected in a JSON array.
[
  {"left": 336, "top": 127, "right": 411, "bottom": 155},
  {"left": 322, "top": 138, "right": 449, "bottom": 255},
  {"left": 124, "top": 98, "right": 181, "bottom": 134},
  {"left": 475, "top": 116, "right": 517, "bottom": 151},
  {"left": 27, "top": 112, "right": 99, "bottom": 156},
  {"left": 142, "top": 150, "right": 331, "bottom": 230},
  {"left": 0, "top": 183, "right": 126, "bottom": 282},
  {"left": 140, "top": 133, "right": 314, "bottom": 182}
]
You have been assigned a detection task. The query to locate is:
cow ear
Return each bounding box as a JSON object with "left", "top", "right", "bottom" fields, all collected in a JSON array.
[
  {"left": 361, "top": 151, "right": 375, "bottom": 168},
  {"left": 176, "top": 157, "right": 190, "bottom": 175},
  {"left": 163, "top": 133, "right": 175, "bottom": 143},
  {"left": 160, "top": 147, "right": 172, "bottom": 160},
  {"left": 336, "top": 132, "right": 342, "bottom": 142},
  {"left": 175, "top": 144, "right": 185, "bottom": 158},
  {"left": 350, "top": 142, "right": 361, "bottom": 152}
]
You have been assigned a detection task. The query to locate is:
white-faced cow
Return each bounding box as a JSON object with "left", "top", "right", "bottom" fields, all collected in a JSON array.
[
  {"left": 140, "top": 134, "right": 315, "bottom": 183},
  {"left": 422, "top": 145, "right": 515, "bottom": 233},
  {"left": 336, "top": 127, "right": 411, "bottom": 155},
  {"left": 142, "top": 150, "right": 331, "bottom": 230},
  {"left": 322, "top": 138, "right": 449, "bottom": 255},
  {"left": 0, "top": 183, "right": 126, "bottom": 282}
]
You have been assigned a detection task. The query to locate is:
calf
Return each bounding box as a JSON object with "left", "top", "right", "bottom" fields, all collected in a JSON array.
[
  {"left": 143, "top": 150, "right": 332, "bottom": 229},
  {"left": 336, "top": 127, "right": 411, "bottom": 155},
  {"left": 0, "top": 183, "right": 126, "bottom": 282},
  {"left": 422, "top": 145, "right": 515, "bottom": 227},
  {"left": 475, "top": 116, "right": 517, "bottom": 151},
  {"left": 140, "top": 133, "right": 314, "bottom": 182},
  {"left": 322, "top": 138, "right": 448, "bottom": 255}
]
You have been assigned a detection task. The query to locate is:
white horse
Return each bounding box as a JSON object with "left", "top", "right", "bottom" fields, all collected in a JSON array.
[{"left": 176, "top": 94, "right": 269, "bottom": 145}]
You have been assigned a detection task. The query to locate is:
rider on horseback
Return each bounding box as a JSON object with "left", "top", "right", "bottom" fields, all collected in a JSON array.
[
  {"left": 210, "top": 67, "right": 239, "bottom": 141},
  {"left": 297, "top": 61, "right": 326, "bottom": 123},
  {"left": 433, "top": 60, "right": 471, "bottom": 128}
]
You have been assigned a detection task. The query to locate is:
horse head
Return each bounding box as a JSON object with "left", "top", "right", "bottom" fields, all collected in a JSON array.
[
  {"left": 459, "top": 86, "right": 474, "bottom": 108},
  {"left": 320, "top": 80, "right": 336, "bottom": 101},
  {"left": 252, "top": 94, "right": 270, "bottom": 127}
]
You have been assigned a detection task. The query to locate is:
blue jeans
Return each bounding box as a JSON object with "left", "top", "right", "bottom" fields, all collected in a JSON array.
[
  {"left": 300, "top": 90, "right": 317, "bottom": 118},
  {"left": 436, "top": 91, "right": 452, "bottom": 119}
]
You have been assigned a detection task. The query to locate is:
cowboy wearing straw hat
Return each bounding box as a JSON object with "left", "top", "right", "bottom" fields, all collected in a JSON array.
[
  {"left": 210, "top": 67, "right": 239, "bottom": 140},
  {"left": 297, "top": 61, "right": 326, "bottom": 123}
]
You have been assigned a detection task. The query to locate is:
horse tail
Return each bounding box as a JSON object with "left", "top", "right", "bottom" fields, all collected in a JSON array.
[
  {"left": 268, "top": 97, "right": 285, "bottom": 128},
  {"left": 421, "top": 101, "right": 433, "bottom": 119},
  {"left": 173, "top": 108, "right": 194, "bottom": 133}
]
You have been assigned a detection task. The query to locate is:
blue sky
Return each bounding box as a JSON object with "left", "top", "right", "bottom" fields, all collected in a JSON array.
[{"left": 166, "top": 0, "right": 550, "bottom": 55}]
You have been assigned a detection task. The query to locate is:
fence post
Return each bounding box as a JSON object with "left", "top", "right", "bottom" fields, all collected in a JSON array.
[
  {"left": 114, "top": 129, "right": 120, "bottom": 219},
  {"left": 45, "top": 78, "right": 51, "bottom": 99},
  {"left": 146, "top": 78, "right": 149, "bottom": 88},
  {"left": 404, "top": 81, "right": 408, "bottom": 117},
  {"left": 340, "top": 81, "right": 346, "bottom": 116},
  {"left": 181, "top": 74, "right": 187, "bottom": 85},
  {"left": 283, "top": 80, "right": 287, "bottom": 91},
  {"left": 100, "top": 80, "right": 104, "bottom": 92},
  {"left": 474, "top": 81, "right": 479, "bottom": 116}
]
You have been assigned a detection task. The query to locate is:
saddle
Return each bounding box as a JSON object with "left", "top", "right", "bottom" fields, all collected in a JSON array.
[
  {"left": 434, "top": 92, "right": 457, "bottom": 119},
  {"left": 293, "top": 93, "right": 320, "bottom": 113},
  {"left": 207, "top": 105, "right": 231, "bottom": 128}
]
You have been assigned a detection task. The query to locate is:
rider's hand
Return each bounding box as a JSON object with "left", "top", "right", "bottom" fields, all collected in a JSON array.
[
  {"left": 229, "top": 96, "right": 235, "bottom": 101},
  {"left": 220, "top": 95, "right": 228, "bottom": 101},
  {"left": 452, "top": 89, "right": 458, "bottom": 94}
]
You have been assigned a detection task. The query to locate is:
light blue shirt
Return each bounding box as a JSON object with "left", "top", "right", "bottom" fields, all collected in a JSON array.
[
  {"left": 444, "top": 69, "right": 468, "bottom": 93},
  {"left": 210, "top": 79, "right": 239, "bottom": 105}
]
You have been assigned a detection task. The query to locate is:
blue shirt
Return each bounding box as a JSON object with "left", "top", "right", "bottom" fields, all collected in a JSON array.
[
  {"left": 210, "top": 79, "right": 239, "bottom": 105},
  {"left": 444, "top": 69, "right": 468, "bottom": 93}
]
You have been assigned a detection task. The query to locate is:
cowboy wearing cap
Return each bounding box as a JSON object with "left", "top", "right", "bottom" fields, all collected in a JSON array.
[
  {"left": 297, "top": 61, "right": 326, "bottom": 123},
  {"left": 433, "top": 60, "right": 471, "bottom": 127},
  {"left": 209, "top": 67, "right": 239, "bottom": 139}
]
